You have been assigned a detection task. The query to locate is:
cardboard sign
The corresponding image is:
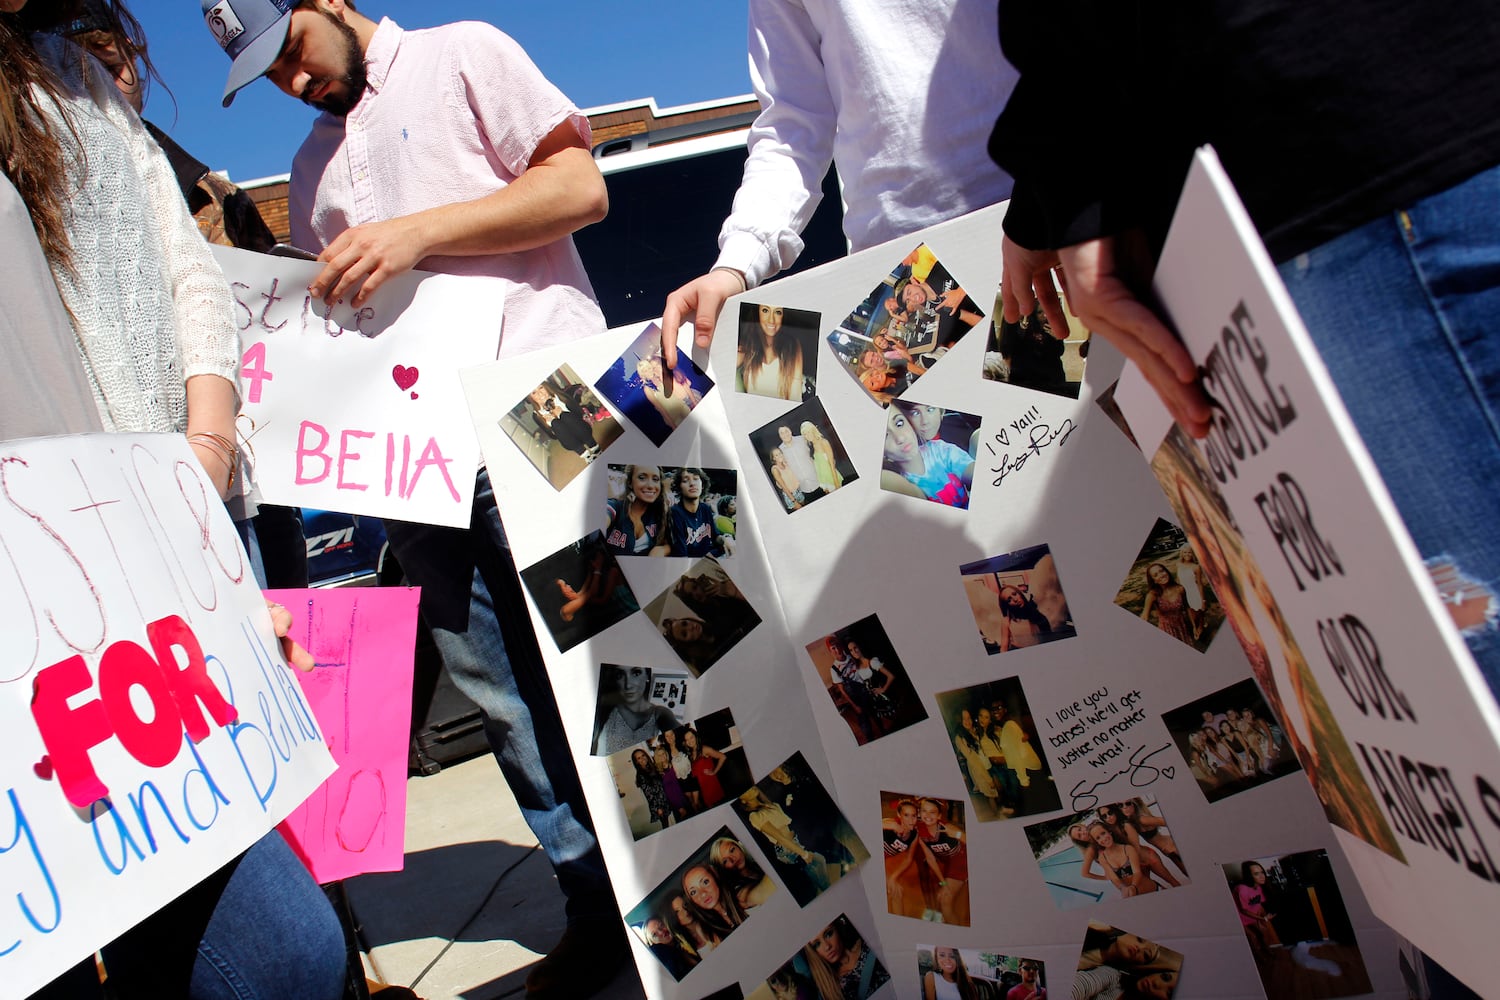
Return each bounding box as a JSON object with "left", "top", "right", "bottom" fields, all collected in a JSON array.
[
  {"left": 471, "top": 204, "right": 1406, "bottom": 999},
  {"left": 1116, "top": 148, "right": 1500, "bottom": 993},
  {"left": 271, "top": 587, "right": 420, "bottom": 884},
  {"left": 213, "top": 247, "right": 503, "bottom": 528},
  {"left": 0, "top": 433, "right": 334, "bottom": 997}
]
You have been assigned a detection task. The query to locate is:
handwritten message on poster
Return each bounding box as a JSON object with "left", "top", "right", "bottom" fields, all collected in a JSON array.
[
  {"left": 1117, "top": 149, "right": 1500, "bottom": 993},
  {"left": 0, "top": 433, "right": 335, "bottom": 997},
  {"left": 271, "top": 587, "right": 420, "bottom": 884},
  {"left": 212, "top": 247, "right": 504, "bottom": 528}
]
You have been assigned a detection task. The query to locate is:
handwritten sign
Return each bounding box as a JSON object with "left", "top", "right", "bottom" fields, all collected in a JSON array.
[
  {"left": 0, "top": 433, "right": 334, "bottom": 998},
  {"left": 271, "top": 587, "right": 420, "bottom": 884},
  {"left": 1043, "top": 687, "right": 1174, "bottom": 810},
  {"left": 982, "top": 401, "right": 1079, "bottom": 490},
  {"left": 212, "top": 247, "right": 504, "bottom": 528},
  {"left": 1117, "top": 149, "right": 1500, "bottom": 993}
]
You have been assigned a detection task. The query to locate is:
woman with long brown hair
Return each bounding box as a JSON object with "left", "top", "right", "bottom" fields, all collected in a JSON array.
[{"left": 2, "top": 3, "right": 343, "bottom": 997}]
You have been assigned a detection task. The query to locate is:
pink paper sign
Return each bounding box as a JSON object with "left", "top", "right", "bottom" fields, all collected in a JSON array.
[{"left": 270, "top": 587, "right": 421, "bottom": 883}]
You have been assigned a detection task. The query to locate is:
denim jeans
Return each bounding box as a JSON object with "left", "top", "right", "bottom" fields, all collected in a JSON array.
[
  {"left": 382, "top": 469, "right": 614, "bottom": 921},
  {"left": 32, "top": 831, "right": 345, "bottom": 999},
  {"left": 1277, "top": 162, "right": 1500, "bottom": 699}
]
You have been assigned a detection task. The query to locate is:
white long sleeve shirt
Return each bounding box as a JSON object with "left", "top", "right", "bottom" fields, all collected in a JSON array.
[{"left": 715, "top": 0, "right": 1018, "bottom": 287}]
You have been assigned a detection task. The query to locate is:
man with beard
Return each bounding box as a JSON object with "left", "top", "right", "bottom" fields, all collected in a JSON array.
[{"left": 202, "top": 1, "right": 623, "bottom": 996}]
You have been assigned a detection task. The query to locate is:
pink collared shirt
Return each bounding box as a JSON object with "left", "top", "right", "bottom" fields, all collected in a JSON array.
[{"left": 289, "top": 18, "right": 606, "bottom": 358}]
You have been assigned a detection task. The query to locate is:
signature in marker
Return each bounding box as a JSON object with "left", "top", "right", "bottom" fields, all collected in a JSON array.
[{"left": 1069, "top": 742, "right": 1177, "bottom": 811}]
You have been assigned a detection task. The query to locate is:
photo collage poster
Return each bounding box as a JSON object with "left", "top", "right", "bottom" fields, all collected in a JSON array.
[{"left": 472, "top": 202, "right": 1406, "bottom": 999}]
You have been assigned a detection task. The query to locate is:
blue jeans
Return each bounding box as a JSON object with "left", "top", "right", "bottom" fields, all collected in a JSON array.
[
  {"left": 382, "top": 470, "right": 613, "bottom": 921},
  {"left": 1278, "top": 162, "right": 1500, "bottom": 699},
  {"left": 33, "top": 831, "right": 345, "bottom": 999}
]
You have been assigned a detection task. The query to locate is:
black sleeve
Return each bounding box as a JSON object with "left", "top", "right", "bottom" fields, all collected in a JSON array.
[{"left": 989, "top": 2, "right": 1204, "bottom": 252}]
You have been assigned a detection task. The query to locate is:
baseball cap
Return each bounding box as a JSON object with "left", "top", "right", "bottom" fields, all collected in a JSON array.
[{"left": 202, "top": 0, "right": 296, "bottom": 107}]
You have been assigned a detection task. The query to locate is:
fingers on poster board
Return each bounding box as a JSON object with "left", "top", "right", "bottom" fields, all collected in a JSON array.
[
  {"left": 1113, "top": 516, "right": 1227, "bottom": 653},
  {"left": 959, "top": 543, "right": 1079, "bottom": 656},
  {"left": 827, "top": 244, "right": 983, "bottom": 408},
  {"left": 749, "top": 397, "right": 859, "bottom": 514},
  {"left": 596, "top": 323, "right": 716, "bottom": 448},
  {"left": 501, "top": 362, "right": 623, "bottom": 490},
  {"left": 733, "top": 301, "right": 822, "bottom": 402},
  {"left": 1161, "top": 676, "right": 1303, "bottom": 804},
  {"left": 1222, "top": 849, "right": 1373, "bottom": 999},
  {"left": 803, "top": 613, "right": 928, "bottom": 747},
  {"left": 1022, "top": 796, "right": 1192, "bottom": 911}
]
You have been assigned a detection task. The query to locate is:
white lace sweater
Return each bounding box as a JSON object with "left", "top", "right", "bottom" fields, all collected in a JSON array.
[{"left": 34, "top": 34, "right": 240, "bottom": 434}]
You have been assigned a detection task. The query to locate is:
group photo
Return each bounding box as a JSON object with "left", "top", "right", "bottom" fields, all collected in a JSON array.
[
  {"left": 934, "top": 678, "right": 1059, "bottom": 822},
  {"left": 606, "top": 708, "right": 752, "bottom": 840},
  {"left": 1023, "top": 798, "right": 1190, "bottom": 909}
]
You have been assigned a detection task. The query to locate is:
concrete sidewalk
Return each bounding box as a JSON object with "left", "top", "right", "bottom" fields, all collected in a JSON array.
[{"left": 343, "top": 754, "right": 646, "bottom": 1000}]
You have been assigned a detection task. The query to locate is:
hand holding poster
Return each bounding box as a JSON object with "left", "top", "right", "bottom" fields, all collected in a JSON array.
[
  {"left": 271, "top": 586, "right": 420, "bottom": 884},
  {"left": 0, "top": 433, "right": 334, "bottom": 997},
  {"left": 213, "top": 247, "right": 504, "bottom": 527},
  {"left": 1116, "top": 148, "right": 1500, "bottom": 993}
]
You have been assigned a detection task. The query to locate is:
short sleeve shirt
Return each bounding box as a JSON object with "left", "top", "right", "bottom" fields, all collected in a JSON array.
[{"left": 290, "top": 19, "right": 606, "bottom": 359}]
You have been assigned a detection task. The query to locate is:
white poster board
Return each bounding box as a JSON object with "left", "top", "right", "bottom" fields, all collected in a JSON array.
[
  {"left": 212, "top": 247, "right": 503, "bottom": 528},
  {"left": 1116, "top": 149, "right": 1500, "bottom": 995},
  {"left": 0, "top": 432, "right": 335, "bottom": 997},
  {"left": 474, "top": 203, "right": 1406, "bottom": 999}
]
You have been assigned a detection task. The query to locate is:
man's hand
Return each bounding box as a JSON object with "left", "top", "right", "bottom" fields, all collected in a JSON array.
[
  {"left": 1000, "top": 235, "right": 1068, "bottom": 336},
  {"left": 661, "top": 268, "right": 745, "bottom": 369},
  {"left": 1056, "top": 237, "right": 1210, "bottom": 435},
  {"left": 1002, "top": 234, "right": 1211, "bottom": 436},
  {"left": 266, "top": 600, "right": 315, "bottom": 672},
  {"left": 309, "top": 215, "right": 427, "bottom": 308}
]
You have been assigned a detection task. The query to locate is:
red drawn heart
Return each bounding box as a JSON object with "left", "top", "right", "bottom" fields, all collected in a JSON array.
[
  {"left": 34, "top": 756, "right": 53, "bottom": 781},
  {"left": 410, "top": 391, "right": 419, "bottom": 400},
  {"left": 392, "top": 365, "right": 419, "bottom": 391}
]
